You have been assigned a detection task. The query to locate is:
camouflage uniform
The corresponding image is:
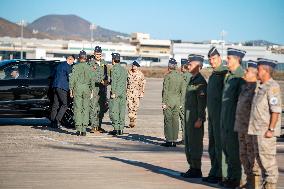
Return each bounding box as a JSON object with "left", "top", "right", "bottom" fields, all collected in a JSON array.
[
  {"left": 234, "top": 82, "right": 260, "bottom": 184},
  {"left": 127, "top": 69, "right": 146, "bottom": 127},
  {"left": 248, "top": 78, "right": 282, "bottom": 187},
  {"left": 88, "top": 61, "right": 104, "bottom": 129},
  {"left": 109, "top": 63, "right": 128, "bottom": 131},
  {"left": 69, "top": 62, "right": 92, "bottom": 133}
]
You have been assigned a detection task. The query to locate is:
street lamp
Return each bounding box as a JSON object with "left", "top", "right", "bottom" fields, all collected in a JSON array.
[
  {"left": 90, "top": 24, "right": 96, "bottom": 42},
  {"left": 18, "top": 19, "right": 26, "bottom": 59},
  {"left": 220, "top": 30, "right": 227, "bottom": 60}
]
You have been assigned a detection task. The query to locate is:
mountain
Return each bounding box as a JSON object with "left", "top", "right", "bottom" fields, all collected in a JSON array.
[
  {"left": 0, "top": 17, "right": 53, "bottom": 39},
  {"left": 243, "top": 40, "right": 278, "bottom": 46},
  {"left": 27, "top": 14, "right": 129, "bottom": 42}
]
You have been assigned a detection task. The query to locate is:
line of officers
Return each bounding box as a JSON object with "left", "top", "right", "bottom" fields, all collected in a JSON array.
[
  {"left": 162, "top": 47, "right": 281, "bottom": 189},
  {"left": 51, "top": 46, "right": 146, "bottom": 136}
]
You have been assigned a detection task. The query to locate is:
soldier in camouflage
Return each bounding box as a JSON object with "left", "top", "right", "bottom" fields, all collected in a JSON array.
[
  {"left": 248, "top": 58, "right": 282, "bottom": 189},
  {"left": 234, "top": 60, "right": 260, "bottom": 189},
  {"left": 127, "top": 60, "right": 146, "bottom": 128}
]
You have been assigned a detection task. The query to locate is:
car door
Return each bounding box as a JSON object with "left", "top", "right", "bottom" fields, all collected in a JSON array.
[{"left": 23, "top": 61, "right": 60, "bottom": 111}]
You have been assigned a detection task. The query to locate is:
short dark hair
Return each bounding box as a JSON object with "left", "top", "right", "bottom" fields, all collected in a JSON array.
[
  {"left": 67, "top": 54, "right": 75, "bottom": 60},
  {"left": 114, "top": 59, "right": 120, "bottom": 63}
]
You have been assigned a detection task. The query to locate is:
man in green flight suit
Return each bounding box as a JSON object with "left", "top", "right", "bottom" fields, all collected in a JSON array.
[
  {"left": 203, "top": 47, "right": 228, "bottom": 184},
  {"left": 178, "top": 58, "right": 191, "bottom": 144},
  {"left": 219, "top": 48, "right": 246, "bottom": 188},
  {"left": 181, "top": 54, "right": 207, "bottom": 178},
  {"left": 108, "top": 53, "right": 128, "bottom": 136},
  {"left": 69, "top": 50, "right": 93, "bottom": 136},
  {"left": 161, "top": 58, "right": 184, "bottom": 147},
  {"left": 88, "top": 46, "right": 105, "bottom": 133}
]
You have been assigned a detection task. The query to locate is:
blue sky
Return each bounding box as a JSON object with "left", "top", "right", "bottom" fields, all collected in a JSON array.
[{"left": 0, "top": 0, "right": 284, "bottom": 44}]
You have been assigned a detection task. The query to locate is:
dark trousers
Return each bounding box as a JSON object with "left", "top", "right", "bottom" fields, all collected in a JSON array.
[{"left": 51, "top": 88, "right": 68, "bottom": 123}]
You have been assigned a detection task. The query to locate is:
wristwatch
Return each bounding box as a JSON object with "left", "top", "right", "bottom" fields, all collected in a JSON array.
[{"left": 268, "top": 128, "right": 275, "bottom": 132}]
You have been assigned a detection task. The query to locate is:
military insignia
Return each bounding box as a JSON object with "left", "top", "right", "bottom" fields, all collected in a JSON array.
[
  {"left": 269, "top": 97, "right": 278, "bottom": 105},
  {"left": 271, "top": 87, "right": 280, "bottom": 94}
]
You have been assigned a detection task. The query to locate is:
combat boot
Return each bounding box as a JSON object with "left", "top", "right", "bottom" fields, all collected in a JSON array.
[
  {"left": 117, "top": 130, "right": 123, "bottom": 135},
  {"left": 263, "top": 182, "right": 276, "bottom": 189},
  {"left": 90, "top": 127, "right": 98, "bottom": 133},
  {"left": 181, "top": 168, "right": 202, "bottom": 178},
  {"left": 129, "top": 118, "right": 135, "bottom": 128},
  {"left": 108, "top": 130, "right": 118, "bottom": 136}
]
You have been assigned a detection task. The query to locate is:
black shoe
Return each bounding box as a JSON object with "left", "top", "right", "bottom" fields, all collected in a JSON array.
[
  {"left": 81, "top": 132, "right": 86, "bottom": 136},
  {"left": 202, "top": 176, "right": 222, "bottom": 184},
  {"left": 50, "top": 120, "right": 57, "bottom": 128},
  {"left": 98, "top": 127, "right": 107, "bottom": 133},
  {"left": 76, "top": 131, "right": 81, "bottom": 136},
  {"left": 117, "top": 130, "right": 123, "bottom": 135},
  {"left": 181, "top": 169, "right": 202, "bottom": 178},
  {"left": 223, "top": 179, "right": 240, "bottom": 188},
  {"left": 108, "top": 130, "right": 118, "bottom": 136},
  {"left": 176, "top": 140, "right": 184, "bottom": 145},
  {"left": 57, "top": 122, "right": 64, "bottom": 129},
  {"left": 160, "top": 142, "right": 172, "bottom": 147}
]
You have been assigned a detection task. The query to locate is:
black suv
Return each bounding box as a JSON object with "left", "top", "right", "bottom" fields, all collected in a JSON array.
[{"left": 0, "top": 59, "right": 71, "bottom": 120}]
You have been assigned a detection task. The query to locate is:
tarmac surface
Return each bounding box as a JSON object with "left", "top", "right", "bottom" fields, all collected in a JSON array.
[{"left": 0, "top": 78, "right": 284, "bottom": 189}]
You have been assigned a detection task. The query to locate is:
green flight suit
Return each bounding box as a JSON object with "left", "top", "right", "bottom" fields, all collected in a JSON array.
[
  {"left": 69, "top": 62, "right": 92, "bottom": 133},
  {"left": 184, "top": 72, "right": 207, "bottom": 170},
  {"left": 220, "top": 66, "right": 245, "bottom": 181},
  {"left": 162, "top": 70, "right": 184, "bottom": 142},
  {"left": 88, "top": 61, "right": 104, "bottom": 128},
  {"left": 207, "top": 65, "right": 228, "bottom": 178},
  {"left": 109, "top": 63, "right": 128, "bottom": 130},
  {"left": 179, "top": 71, "right": 191, "bottom": 141}
]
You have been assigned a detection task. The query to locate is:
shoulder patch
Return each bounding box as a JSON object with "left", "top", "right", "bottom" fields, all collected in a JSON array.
[{"left": 269, "top": 97, "right": 278, "bottom": 105}]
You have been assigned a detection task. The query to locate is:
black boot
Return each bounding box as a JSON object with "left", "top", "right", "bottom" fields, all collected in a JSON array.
[
  {"left": 108, "top": 130, "right": 118, "bottom": 136},
  {"left": 160, "top": 142, "right": 172, "bottom": 147},
  {"left": 117, "top": 130, "right": 123, "bottom": 135},
  {"left": 181, "top": 168, "right": 202, "bottom": 178},
  {"left": 81, "top": 132, "right": 86, "bottom": 136}
]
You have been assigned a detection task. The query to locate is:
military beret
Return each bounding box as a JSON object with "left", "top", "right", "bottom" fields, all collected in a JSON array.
[
  {"left": 94, "top": 46, "right": 102, "bottom": 53},
  {"left": 181, "top": 59, "right": 188, "bottom": 65},
  {"left": 227, "top": 48, "right": 246, "bottom": 59},
  {"left": 208, "top": 46, "right": 220, "bottom": 58},
  {"left": 132, "top": 60, "right": 140, "bottom": 67},
  {"left": 257, "top": 58, "right": 278, "bottom": 69},
  {"left": 188, "top": 54, "right": 204, "bottom": 63},
  {"left": 111, "top": 53, "right": 120, "bottom": 61},
  {"left": 247, "top": 60, "right": 257, "bottom": 68},
  {"left": 79, "top": 50, "right": 87, "bottom": 58},
  {"left": 168, "top": 58, "right": 177, "bottom": 65}
]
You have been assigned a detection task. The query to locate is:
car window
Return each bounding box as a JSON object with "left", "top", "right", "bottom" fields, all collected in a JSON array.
[
  {"left": 29, "top": 62, "right": 58, "bottom": 79},
  {"left": 0, "top": 63, "right": 30, "bottom": 80}
]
